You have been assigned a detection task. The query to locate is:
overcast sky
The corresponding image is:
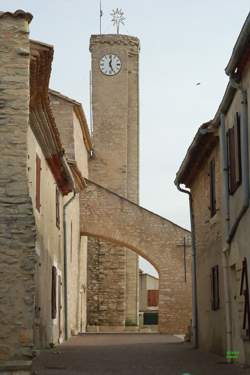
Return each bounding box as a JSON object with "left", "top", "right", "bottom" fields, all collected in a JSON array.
[{"left": 2, "top": 1, "right": 249, "bottom": 276}]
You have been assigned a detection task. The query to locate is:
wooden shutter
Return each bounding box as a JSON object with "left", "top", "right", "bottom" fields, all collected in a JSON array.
[
  {"left": 240, "top": 257, "right": 250, "bottom": 339},
  {"left": 234, "top": 112, "right": 242, "bottom": 185},
  {"left": 36, "top": 155, "right": 41, "bottom": 211},
  {"left": 51, "top": 266, "right": 57, "bottom": 319},
  {"left": 227, "top": 113, "right": 242, "bottom": 194},
  {"left": 211, "top": 265, "right": 220, "bottom": 310},
  {"left": 228, "top": 127, "right": 236, "bottom": 193},
  {"left": 148, "top": 290, "right": 159, "bottom": 307},
  {"left": 56, "top": 187, "right": 60, "bottom": 228},
  {"left": 209, "top": 159, "right": 216, "bottom": 217}
]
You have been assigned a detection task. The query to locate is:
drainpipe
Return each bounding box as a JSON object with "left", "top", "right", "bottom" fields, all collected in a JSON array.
[
  {"left": 227, "top": 81, "right": 249, "bottom": 243},
  {"left": 219, "top": 112, "right": 232, "bottom": 360},
  {"left": 175, "top": 183, "right": 198, "bottom": 348},
  {"left": 63, "top": 191, "right": 76, "bottom": 340}
]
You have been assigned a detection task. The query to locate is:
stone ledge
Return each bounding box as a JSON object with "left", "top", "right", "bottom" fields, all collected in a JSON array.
[{"left": 0, "top": 361, "right": 32, "bottom": 373}]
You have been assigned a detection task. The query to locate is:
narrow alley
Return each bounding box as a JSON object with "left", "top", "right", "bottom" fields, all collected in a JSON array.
[{"left": 33, "top": 334, "right": 248, "bottom": 375}]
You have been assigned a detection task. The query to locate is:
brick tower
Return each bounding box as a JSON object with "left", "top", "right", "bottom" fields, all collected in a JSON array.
[{"left": 87, "top": 34, "right": 140, "bottom": 330}]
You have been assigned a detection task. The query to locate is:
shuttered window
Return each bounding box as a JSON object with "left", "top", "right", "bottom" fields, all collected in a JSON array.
[
  {"left": 36, "top": 155, "right": 41, "bottom": 212},
  {"left": 209, "top": 159, "right": 216, "bottom": 217},
  {"left": 148, "top": 290, "right": 159, "bottom": 307},
  {"left": 51, "top": 266, "right": 57, "bottom": 319},
  {"left": 56, "top": 187, "right": 60, "bottom": 228},
  {"left": 211, "top": 265, "right": 220, "bottom": 311},
  {"left": 240, "top": 257, "right": 250, "bottom": 339},
  {"left": 227, "top": 113, "right": 242, "bottom": 194}
]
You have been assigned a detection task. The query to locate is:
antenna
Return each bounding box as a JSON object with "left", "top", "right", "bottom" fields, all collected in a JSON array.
[
  {"left": 99, "top": 0, "right": 103, "bottom": 34},
  {"left": 110, "top": 8, "right": 126, "bottom": 34}
]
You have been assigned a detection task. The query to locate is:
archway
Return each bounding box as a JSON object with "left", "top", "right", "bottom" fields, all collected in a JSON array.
[{"left": 80, "top": 179, "right": 192, "bottom": 334}]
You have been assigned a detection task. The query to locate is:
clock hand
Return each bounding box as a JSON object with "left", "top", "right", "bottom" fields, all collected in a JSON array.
[{"left": 109, "top": 57, "right": 114, "bottom": 71}]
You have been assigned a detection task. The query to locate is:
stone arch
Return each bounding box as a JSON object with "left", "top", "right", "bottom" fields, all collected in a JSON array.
[{"left": 80, "top": 179, "right": 192, "bottom": 334}]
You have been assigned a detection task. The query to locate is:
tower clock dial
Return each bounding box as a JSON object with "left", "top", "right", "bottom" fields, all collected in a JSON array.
[{"left": 99, "top": 54, "right": 121, "bottom": 76}]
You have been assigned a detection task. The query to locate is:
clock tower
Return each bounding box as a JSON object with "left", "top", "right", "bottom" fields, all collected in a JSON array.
[{"left": 87, "top": 34, "right": 140, "bottom": 330}]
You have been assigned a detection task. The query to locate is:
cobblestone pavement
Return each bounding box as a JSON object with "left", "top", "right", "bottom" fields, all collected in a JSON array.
[{"left": 32, "top": 334, "right": 250, "bottom": 375}]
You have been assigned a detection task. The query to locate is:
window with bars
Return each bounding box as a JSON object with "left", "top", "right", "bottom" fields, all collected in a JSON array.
[
  {"left": 56, "top": 187, "right": 60, "bottom": 228},
  {"left": 227, "top": 112, "right": 242, "bottom": 194},
  {"left": 211, "top": 265, "right": 220, "bottom": 311},
  {"left": 209, "top": 159, "right": 216, "bottom": 217},
  {"left": 36, "top": 155, "right": 41, "bottom": 212}
]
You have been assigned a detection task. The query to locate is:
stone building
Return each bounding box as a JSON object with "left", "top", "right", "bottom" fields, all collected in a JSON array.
[
  {"left": 0, "top": 12, "right": 92, "bottom": 373},
  {"left": 87, "top": 34, "right": 140, "bottom": 330},
  {"left": 0, "top": 10, "right": 192, "bottom": 374},
  {"left": 176, "top": 11, "right": 250, "bottom": 364}
]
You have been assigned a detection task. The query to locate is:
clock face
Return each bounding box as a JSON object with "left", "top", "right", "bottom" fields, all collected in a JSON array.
[{"left": 99, "top": 54, "right": 122, "bottom": 76}]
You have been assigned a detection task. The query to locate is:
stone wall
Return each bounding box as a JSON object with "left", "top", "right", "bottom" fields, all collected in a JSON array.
[
  {"left": 190, "top": 140, "right": 226, "bottom": 355},
  {"left": 80, "top": 180, "right": 192, "bottom": 333},
  {"left": 0, "top": 11, "right": 36, "bottom": 372},
  {"left": 87, "top": 34, "right": 140, "bottom": 328}
]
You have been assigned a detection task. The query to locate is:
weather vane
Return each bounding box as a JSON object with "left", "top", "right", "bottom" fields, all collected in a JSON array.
[{"left": 110, "top": 8, "right": 126, "bottom": 34}]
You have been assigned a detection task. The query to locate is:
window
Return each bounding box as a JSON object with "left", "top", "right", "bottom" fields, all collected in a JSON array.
[
  {"left": 51, "top": 266, "right": 57, "bottom": 319},
  {"left": 227, "top": 112, "right": 242, "bottom": 194},
  {"left": 240, "top": 257, "right": 250, "bottom": 339},
  {"left": 56, "top": 187, "right": 60, "bottom": 228},
  {"left": 211, "top": 265, "right": 220, "bottom": 310},
  {"left": 209, "top": 159, "right": 216, "bottom": 217},
  {"left": 36, "top": 155, "right": 41, "bottom": 212},
  {"left": 147, "top": 290, "right": 159, "bottom": 307}
]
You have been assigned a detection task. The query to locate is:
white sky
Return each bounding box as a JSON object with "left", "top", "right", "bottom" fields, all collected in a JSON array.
[{"left": 1, "top": 1, "right": 249, "bottom": 276}]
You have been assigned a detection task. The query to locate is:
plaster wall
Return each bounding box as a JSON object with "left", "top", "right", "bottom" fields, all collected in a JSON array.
[
  {"left": 190, "top": 142, "right": 226, "bottom": 355},
  {"left": 223, "top": 59, "right": 250, "bottom": 363},
  {"left": 65, "top": 195, "right": 88, "bottom": 336},
  {"left": 27, "top": 127, "right": 65, "bottom": 347}
]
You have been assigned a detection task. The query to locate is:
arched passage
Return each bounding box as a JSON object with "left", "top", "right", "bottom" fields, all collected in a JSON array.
[{"left": 80, "top": 179, "right": 192, "bottom": 334}]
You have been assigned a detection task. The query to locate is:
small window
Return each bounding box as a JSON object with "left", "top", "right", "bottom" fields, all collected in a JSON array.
[
  {"left": 51, "top": 266, "right": 57, "bottom": 319},
  {"left": 56, "top": 187, "right": 60, "bottom": 228},
  {"left": 211, "top": 265, "right": 220, "bottom": 311},
  {"left": 227, "top": 112, "right": 242, "bottom": 194},
  {"left": 36, "top": 155, "right": 41, "bottom": 212},
  {"left": 209, "top": 159, "right": 216, "bottom": 217},
  {"left": 147, "top": 290, "right": 159, "bottom": 307}
]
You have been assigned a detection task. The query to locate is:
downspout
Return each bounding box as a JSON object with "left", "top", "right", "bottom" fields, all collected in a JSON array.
[
  {"left": 227, "top": 81, "right": 249, "bottom": 243},
  {"left": 219, "top": 112, "right": 232, "bottom": 360},
  {"left": 175, "top": 183, "right": 198, "bottom": 349},
  {"left": 63, "top": 191, "right": 76, "bottom": 340}
]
